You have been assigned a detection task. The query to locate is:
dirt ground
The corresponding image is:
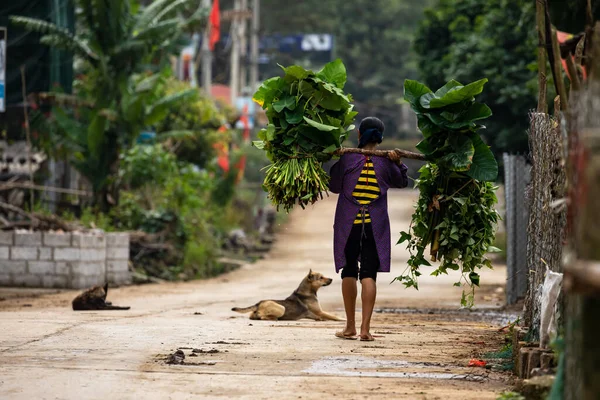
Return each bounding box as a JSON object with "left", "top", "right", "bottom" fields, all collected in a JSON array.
[{"left": 0, "top": 190, "right": 517, "bottom": 399}]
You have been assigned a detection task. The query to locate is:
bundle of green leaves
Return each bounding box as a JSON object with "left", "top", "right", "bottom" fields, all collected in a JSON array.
[
  {"left": 252, "top": 59, "right": 357, "bottom": 212},
  {"left": 397, "top": 79, "right": 501, "bottom": 307}
]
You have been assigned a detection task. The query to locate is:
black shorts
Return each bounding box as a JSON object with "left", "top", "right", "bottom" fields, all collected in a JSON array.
[{"left": 341, "top": 223, "right": 379, "bottom": 281}]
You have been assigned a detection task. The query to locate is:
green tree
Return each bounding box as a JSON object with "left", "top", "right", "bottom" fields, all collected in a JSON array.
[
  {"left": 259, "top": 0, "right": 435, "bottom": 137},
  {"left": 414, "top": 0, "right": 537, "bottom": 155},
  {"left": 12, "top": 0, "right": 203, "bottom": 209}
]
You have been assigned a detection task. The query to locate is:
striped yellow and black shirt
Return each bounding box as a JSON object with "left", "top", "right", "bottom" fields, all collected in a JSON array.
[{"left": 352, "top": 158, "right": 380, "bottom": 224}]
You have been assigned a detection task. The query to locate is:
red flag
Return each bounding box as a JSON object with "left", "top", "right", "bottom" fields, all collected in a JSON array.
[{"left": 209, "top": 0, "right": 220, "bottom": 51}]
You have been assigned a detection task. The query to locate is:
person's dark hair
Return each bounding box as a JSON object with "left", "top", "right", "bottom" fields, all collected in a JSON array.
[{"left": 358, "top": 117, "right": 385, "bottom": 148}]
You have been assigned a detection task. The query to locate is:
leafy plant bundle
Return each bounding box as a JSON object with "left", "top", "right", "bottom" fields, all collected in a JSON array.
[
  {"left": 252, "top": 59, "right": 357, "bottom": 212},
  {"left": 396, "top": 79, "right": 500, "bottom": 307}
]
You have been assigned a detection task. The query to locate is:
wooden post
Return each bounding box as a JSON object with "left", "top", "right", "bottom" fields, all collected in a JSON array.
[
  {"left": 536, "top": 0, "right": 548, "bottom": 113},
  {"left": 550, "top": 26, "right": 569, "bottom": 110}
]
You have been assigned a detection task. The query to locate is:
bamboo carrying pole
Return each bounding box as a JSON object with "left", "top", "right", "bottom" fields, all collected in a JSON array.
[{"left": 335, "top": 147, "right": 426, "bottom": 161}]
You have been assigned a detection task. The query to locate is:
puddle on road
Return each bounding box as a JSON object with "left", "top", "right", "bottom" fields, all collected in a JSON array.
[
  {"left": 375, "top": 308, "right": 519, "bottom": 327},
  {"left": 303, "top": 356, "right": 486, "bottom": 382}
]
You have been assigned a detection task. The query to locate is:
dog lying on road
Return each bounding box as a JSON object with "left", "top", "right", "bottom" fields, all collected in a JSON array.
[{"left": 232, "top": 270, "right": 342, "bottom": 321}]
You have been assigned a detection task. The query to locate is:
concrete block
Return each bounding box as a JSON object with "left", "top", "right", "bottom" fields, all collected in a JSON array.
[
  {"left": 0, "top": 261, "right": 27, "bottom": 274},
  {"left": 0, "top": 273, "right": 12, "bottom": 285},
  {"left": 12, "top": 274, "right": 42, "bottom": 287},
  {"left": 38, "top": 247, "right": 53, "bottom": 261},
  {"left": 0, "top": 231, "right": 13, "bottom": 245},
  {"left": 28, "top": 261, "right": 56, "bottom": 275},
  {"left": 55, "top": 262, "right": 71, "bottom": 275},
  {"left": 71, "top": 262, "right": 105, "bottom": 277},
  {"left": 11, "top": 247, "right": 39, "bottom": 261},
  {"left": 54, "top": 247, "right": 80, "bottom": 261},
  {"left": 0, "top": 246, "right": 9, "bottom": 260},
  {"left": 106, "top": 271, "right": 131, "bottom": 286},
  {"left": 70, "top": 274, "right": 103, "bottom": 289},
  {"left": 106, "top": 247, "right": 129, "bottom": 260},
  {"left": 42, "top": 275, "right": 68, "bottom": 289},
  {"left": 80, "top": 248, "right": 106, "bottom": 262},
  {"left": 14, "top": 231, "right": 42, "bottom": 246},
  {"left": 106, "top": 233, "right": 129, "bottom": 248},
  {"left": 43, "top": 232, "right": 72, "bottom": 247},
  {"left": 72, "top": 233, "right": 105, "bottom": 248},
  {"left": 527, "top": 350, "right": 542, "bottom": 379},
  {"left": 106, "top": 260, "right": 128, "bottom": 273},
  {"left": 540, "top": 352, "right": 555, "bottom": 369}
]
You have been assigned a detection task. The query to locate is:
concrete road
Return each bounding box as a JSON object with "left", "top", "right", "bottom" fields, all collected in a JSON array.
[{"left": 0, "top": 191, "right": 513, "bottom": 399}]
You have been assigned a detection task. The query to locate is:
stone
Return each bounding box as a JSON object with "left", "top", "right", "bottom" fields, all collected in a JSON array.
[
  {"left": 0, "top": 273, "right": 12, "bottom": 285},
  {"left": 10, "top": 247, "right": 39, "bottom": 261},
  {"left": 540, "top": 352, "right": 555, "bottom": 369},
  {"left": 0, "top": 246, "right": 9, "bottom": 260},
  {"left": 28, "top": 261, "right": 55, "bottom": 275},
  {"left": 0, "top": 231, "right": 13, "bottom": 245},
  {"left": 106, "top": 271, "right": 131, "bottom": 285},
  {"left": 54, "top": 247, "right": 81, "bottom": 261},
  {"left": 106, "top": 233, "right": 129, "bottom": 248},
  {"left": 105, "top": 247, "right": 129, "bottom": 260},
  {"left": 106, "top": 260, "right": 128, "bottom": 273},
  {"left": 42, "top": 275, "right": 68, "bottom": 289},
  {"left": 80, "top": 248, "right": 106, "bottom": 262},
  {"left": 43, "top": 232, "right": 72, "bottom": 247},
  {"left": 0, "top": 261, "right": 27, "bottom": 274},
  {"left": 72, "top": 233, "right": 105, "bottom": 248},
  {"left": 527, "top": 349, "right": 542, "bottom": 378},
  {"left": 38, "top": 247, "right": 53, "bottom": 261},
  {"left": 71, "top": 262, "right": 105, "bottom": 277},
  {"left": 12, "top": 274, "right": 42, "bottom": 287},
  {"left": 14, "top": 231, "right": 42, "bottom": 246},
  {"left": 54, "top": 262, "right": 71, "bottom": 275},
  {"left": 70, "top": 274, "right": 103, "bottom": 289}
]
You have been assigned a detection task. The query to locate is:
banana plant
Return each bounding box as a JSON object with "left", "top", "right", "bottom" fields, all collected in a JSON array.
[{"left": 11, "top": 0, "right": 205, "bottom": 209}]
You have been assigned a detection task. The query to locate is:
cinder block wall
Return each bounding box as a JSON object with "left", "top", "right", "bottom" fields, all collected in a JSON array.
[{"left": 0, "top": 230, "right": 131, "bottom": 289}]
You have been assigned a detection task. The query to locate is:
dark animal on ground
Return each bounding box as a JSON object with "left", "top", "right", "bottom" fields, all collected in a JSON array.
[{"left": 72, "top": 283, "right": 130, "bottom": 311}]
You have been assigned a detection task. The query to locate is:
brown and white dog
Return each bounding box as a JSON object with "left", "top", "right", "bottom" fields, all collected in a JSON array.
[{"left": 232, "top": 270, "right": 342, "bottom": 321}]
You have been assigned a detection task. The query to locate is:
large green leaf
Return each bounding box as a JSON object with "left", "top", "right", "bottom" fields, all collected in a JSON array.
[
  {"left": 404, "top": 80, "right": 432, "bottom": 109},
  {"left": 282, "top": 65, "right": 312, "bottom": 81},
  {"left": 417, "top": 115, "right": 442, "bottom": 138},
  {"left": 87, "top": 114, "right": 107, "bottom": 157},
  {"left": 252, "top": 77, "right": 285, "bottom": 108},
  {"left": 273, "top": 95, "right": 297, "bottom": 112},
  {"left": 422, "top": 79, "right": 488, "bottom": 109},
  {"left": 466, "top": 134, "right": 498, "bottom": 181},
  {"left": 439, "top": 135, "right": 474, "bottom": 172},
  {"left": 316, "top": 59, "right": 347, "bottom": 89},
  {"left": 285, "top": 107, "right": 304, "bottom": 124},
  {"left": 434, "top": 79, "right": 463, "bottom": 98},
  {"left": 303, "top": 116, "right": 338, "bottom": 132}
]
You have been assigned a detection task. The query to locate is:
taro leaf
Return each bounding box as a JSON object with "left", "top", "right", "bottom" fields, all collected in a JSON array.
[
  {"left": 469, "top": 272, "right": 480, "bottom": 287},
  {"left": 266, "top": 124, "right": 276, "bottom": 141},
  {"left": 417, "top": 115, "right": 442, "bottom": 138},
  {"left": 282, "top": 64, "right": 311, "bottom": 81},
  {"left": 423, "top": 79, "right": 488, "bottom": 109},
  {"left": 434, "top": 79, "right": 463, "bottom": 98},
  {"left": 299, "top": 80, "right": 316, "bottom": 98},
  {"left": 252, "top": 140, "right": 265, "bottom": 149},
  {"left": 439, "top": 135, "right": 474, "bottom": 172},
  {"left": 316, "top": 90, "right": 344, "bottom": 111},
  {"left": 285, "top": 107, "right": 304, "bottom": 124},
  {"left": 416, "top": 138, "right": 435, "bottom": 155},
  {"left": 466, "top": 133, "right": 498, "bottom": 181},
  {"left": 299, "top": 126, "right": 337, "bottom": 147},
  {"left": 322, "top": 144, "right": 338, "bottom": 154},
  {"left": 316, "top": 59, "right": 347, "bottom": 89},
  {"left": 303, "top": 116, "right": 338, "bottom": 131},
  {"left": 404, "top": 80, "right": 432, "bottom": 109},
  {"left": 273, "top": 95, "right": 296, "bottom": 112},
  {"left": 252, "top": 77, "right": 284, "bottom": 108},
  {"left": 442, "top": 103, "right": 493, "bottom": 130},
  {"left": 257, "top": 128, "right": 267, "bottom": 140}
]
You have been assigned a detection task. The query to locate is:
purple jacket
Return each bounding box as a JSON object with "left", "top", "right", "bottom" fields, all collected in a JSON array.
[{"left": 329, "top": 153, "right": 409, "bottom": 274}]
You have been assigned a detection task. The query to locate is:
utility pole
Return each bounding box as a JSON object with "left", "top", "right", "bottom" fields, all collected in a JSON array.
[
  {"left": 250, "top": 0, "right": 260, "bottom": 92},
  {"left": 201, "top": 0, "right": 212, "bottom": 94},
  {"left": 239, "top": 0, "right": 248, "bottom": 94},
  {"left": 230, "top": 0, "right": 241, "bottom": 106}
]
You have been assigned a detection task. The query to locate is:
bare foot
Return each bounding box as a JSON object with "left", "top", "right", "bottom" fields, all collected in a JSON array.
[{"left": 359, "top": 333, "right": 375, "bottom": 341}]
